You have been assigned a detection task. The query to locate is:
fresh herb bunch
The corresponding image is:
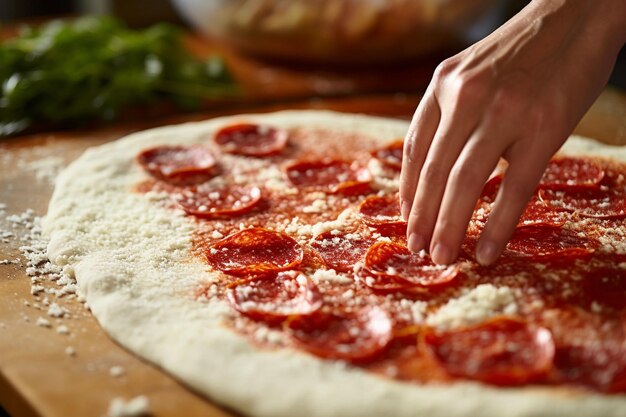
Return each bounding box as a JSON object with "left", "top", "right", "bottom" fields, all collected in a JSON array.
[{"left": 0, "top": 16, "right": 236, "bottom": 135}]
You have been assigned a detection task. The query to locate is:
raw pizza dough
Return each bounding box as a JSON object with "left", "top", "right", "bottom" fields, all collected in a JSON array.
[{"left": 43, "top": 111, "right": 626, "bottom": 417}]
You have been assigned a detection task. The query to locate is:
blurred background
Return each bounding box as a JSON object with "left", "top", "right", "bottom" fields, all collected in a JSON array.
[
  {"left": 0, "top": 0, "right": 623, "bottom": 137},
  {"left": 0, "top": 0, "right": 623, "bottom": 87}
]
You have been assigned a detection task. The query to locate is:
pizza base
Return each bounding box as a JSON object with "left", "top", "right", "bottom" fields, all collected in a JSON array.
[{"left": 43, "top": 110, "right": 626, "bottom": 417}]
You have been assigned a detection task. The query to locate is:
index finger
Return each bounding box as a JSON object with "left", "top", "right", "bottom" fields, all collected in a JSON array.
[{"left": 399, "top": 92, "right": 441, "bottom": 221}]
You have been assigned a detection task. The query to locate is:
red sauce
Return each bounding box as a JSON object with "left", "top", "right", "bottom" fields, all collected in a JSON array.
[{"left": 136, "top": 125, "right": 626, "bottom": 394}]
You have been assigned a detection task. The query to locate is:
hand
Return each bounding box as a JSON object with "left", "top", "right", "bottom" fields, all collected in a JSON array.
[{"left": 400, "top": 0, "right": 626, "bottom": 266}]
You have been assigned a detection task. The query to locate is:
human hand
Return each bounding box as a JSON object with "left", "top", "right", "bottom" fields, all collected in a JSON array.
[{"left": 400, "top": 0, "right": 626, "bottom": 266}]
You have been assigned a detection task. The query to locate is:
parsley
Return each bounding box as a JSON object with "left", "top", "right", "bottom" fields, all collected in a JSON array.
[{"left": 0, "top": 17, "right": 237, "bottom": 136}]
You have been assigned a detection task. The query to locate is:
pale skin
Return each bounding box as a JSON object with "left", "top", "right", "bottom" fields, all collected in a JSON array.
[{"left": 400, "top": 0, "right": 626, "bottom": 266}]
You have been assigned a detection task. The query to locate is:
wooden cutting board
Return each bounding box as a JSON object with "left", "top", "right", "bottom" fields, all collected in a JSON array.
[{"left": 1, "top": 91, "right": 625, "bottom": 417}]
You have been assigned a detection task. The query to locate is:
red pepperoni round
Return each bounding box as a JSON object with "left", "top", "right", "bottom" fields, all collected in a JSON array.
[
  {"left": 582, "top": 267, "right": 626, "bottom": 310},
  {"left": 214, "top": 123, "right": 288, "bottom": 156},
  {"left": 539, "top": 157, "right": 605, "bottom": 190},
  {"left": 284, "top": 159, "right": 372, "bottom": 195},
  {"left": 555, "top": 344, "right": 626, "bottom": 393},
  {"left": 545, "top": 308, "right": 626, "bottom": 392},
  {"left": 517, "top": 197, "right": 569, "bottom": 228},
  {"left": 310, "top": 231, "right": 373, "bottom": 273},
  {"left": 285, "top": 306, "right": 393, "bottom": 363},
  {"left": 364, "top": 242, "right": 460, "bottom": 287},
  {"left": 137, "top": 145, "right": 217, "bottom": 185},
  {"left": 505, "top": 225, "right": 594, "bottom": 259},
  {"left": 355, "top": 265, "right": 414, "bottom": 293},
  {"left": 539, "top": 188, "right": 626, "bottom": 219},
  {"left": 424, "top": 317, "right": 555, "bottom": 385},
  {"left": 175, "top": 186, "right": 262, "bottom": 219},
  {"left": 206, "top": 228, "right": 303, "bottom": 276},
  {"left": 358, "top": 195, "right": 407, "bottom": 235},
  {"left": 371, "top": 140, "right": 403, "bottom": 171},
  {"left": 227, "top": 271, "right": 322, "bottom": 323}
]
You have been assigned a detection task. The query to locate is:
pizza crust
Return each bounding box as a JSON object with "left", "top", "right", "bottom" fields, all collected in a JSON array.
[{"left": 44, "top": 110, "right": 626, "bottom": 417}]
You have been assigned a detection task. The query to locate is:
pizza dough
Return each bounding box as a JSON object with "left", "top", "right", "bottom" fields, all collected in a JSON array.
[{"left": 43, "top": 111, "right": 626, "bottom": 417}]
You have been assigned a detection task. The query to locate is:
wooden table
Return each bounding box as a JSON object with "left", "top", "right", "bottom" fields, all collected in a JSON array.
[{"left": 1, "top": 22, "right": 626, "bottom": 417}]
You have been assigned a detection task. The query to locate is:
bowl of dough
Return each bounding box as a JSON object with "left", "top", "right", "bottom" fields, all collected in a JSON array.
[{"left": 173, "top": 0, "right": 500, "bottom": 65}]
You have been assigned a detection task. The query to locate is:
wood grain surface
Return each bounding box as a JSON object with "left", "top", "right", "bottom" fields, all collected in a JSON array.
[{"left": 0, "top": 90, "right": 625, "bottom": 417}]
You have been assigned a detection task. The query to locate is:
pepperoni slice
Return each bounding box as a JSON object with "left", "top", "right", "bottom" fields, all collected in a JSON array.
[
  {"left": 137, "top": 145, "right": 217, "bottom": 185},
  {"left": 355, "top": 265, "right": 413, "bottom": 293},
  {"left": 214, "top": 123, "right": 288, "bottom": 156},
  {"left": 227, "top": 271, "right": 322, "bottom": 323},
  {"left": 539, "top": 188, "right": 626, "bottom": 219},
  {"left": 555, "top": 344, "right": 626, "bottom": 393},
  {"left": 424, "top": 317, "right": 554, "bottom": 385},
  {"left": 505, "top": 225, "right": 594, "bottom": 259},
  {"left": 544, "top": 308, "right": 626, "bottom": 392},
  {"left": 206, "top": 228, "right": 303, "bottom": 276},
  {"left": 371, "top": 140, "right": 403, "bottom": 171},
  {"left": 364, "top": 242, "right": 460, "bottom": 287},
  {"left": 358, "top": 195, "right": 407, "bottom": 235},
  {"left": 175, "top": 186, "right": 262, "bottom": 219},
  {"left": 284, "top": 159, "right": 372, "bottom": 195},
  {"left": 517, "top": 197, "right": 569, "bottom": 228},
  {"left": 310, "top": 231, "right": 373, "bottom": 273},
  {"left": 539, "top": 157, "right": 605, "bottom": 190},
  {"left": 285, "top": 306, "right": 393, "bottom": 363},
  {"left": 582, "top": 267, "right": 626, "bottom": 310}
]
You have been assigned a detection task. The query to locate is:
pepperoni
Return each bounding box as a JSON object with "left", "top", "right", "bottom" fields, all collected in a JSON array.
[
  {"left": 175, "top": 186, "right": 262, "bottom": 219},
  {"left": 310, "top": 231, "right": 373, "bottom": 273},
  {"left": 505, "top": 225, "right": 594, "bottom": 259},
  {"left": 227, "top": 271, "right": 322, "bottom": 323},
  {"left": 284, "top": 159, "right": 372, "bottom": 195},
  {"left": 555, "top": 344, "right": 626, "bottom": 393},
  {"left": 364, "top": 242, "right": 460, "bottom": 287},
  {"left": 355, "top": 265, "right": 414, "bottom": 293},
  {"left": 539, "top": 188, "right": 626, "bottom": 219},
  {"left": 544, "top": 308, "right": 626, "bottom": 392},
  {"left": 424, "top": 317, "right": 554, "bottom": 385},
  {"left": 214, "top": 123, "right": 288, "bottom": 156},
  {"left": 582, "top": 267, "right": 626, "bottom": 310},
  {"left": 539, "top": 157, "right": 605, "bottom": 190},
  {"left": 137, "top": 145, "right": 217, "bottom": 185},
  {"left": 371, "top": 140, "right": 403, "bottom": 171},
  {"left": 206, "top": 228, "right": 303, "bottom": 276},
  {"left": 285, "top": 306, "right": 393, "bottom": 363},
  {"left": 517, "top": 197, "right": 569, "bottom": 228},
  {"left": 358, "top": 195, "right": 407, "bottom": 235}
]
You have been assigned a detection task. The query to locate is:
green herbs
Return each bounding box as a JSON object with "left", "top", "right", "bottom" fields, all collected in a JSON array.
[{"left": 0, "top": 16, "right": 237, "bottom": 135}]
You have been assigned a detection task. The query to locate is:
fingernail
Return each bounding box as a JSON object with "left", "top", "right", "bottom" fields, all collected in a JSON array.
[
  {"left": 401, "top": 201, "right": 411, "bottom": 221},
  {"left": 408, "top": 233, "right": 425, "bottom": 253},
  {"left": 431, "top": 243, "right": 452, "bottom": 265},
  {"left": 477, "top": 241, "right": 498, "bottom": 266}
]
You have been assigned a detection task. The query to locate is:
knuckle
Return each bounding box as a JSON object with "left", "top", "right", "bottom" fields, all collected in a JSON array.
[
  {"left": 449, "top": 163, "right": 477, "bottom": 187},
  {"left": 433, "top": 59, "right": 455, "bottom": 82},
  {"left": 453, "top": 71, "right": 481, "bottom": 98},
  {"left": 403, "top": 137, "right": 420, "bottom": 164},
  {"left": 421, "top": 161, "right": 446, "bottom": 185}
]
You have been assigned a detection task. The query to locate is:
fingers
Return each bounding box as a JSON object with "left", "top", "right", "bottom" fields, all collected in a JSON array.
[
  {"left": 405, "top": 113, "right": 480, "bottom": 255},
  {"left": 429, "top": 134, "right": 504, "bottom": 265},
  {"left": 399, "top": 91, "right": 440, "bottom": 221},
  {"left": 476, "top": 149, "right": 549, "bottom": 265}
]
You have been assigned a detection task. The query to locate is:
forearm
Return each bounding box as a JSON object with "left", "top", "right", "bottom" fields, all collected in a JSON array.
[{"left": 518, "top": 0, "right": 626, "bottom": 53}]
